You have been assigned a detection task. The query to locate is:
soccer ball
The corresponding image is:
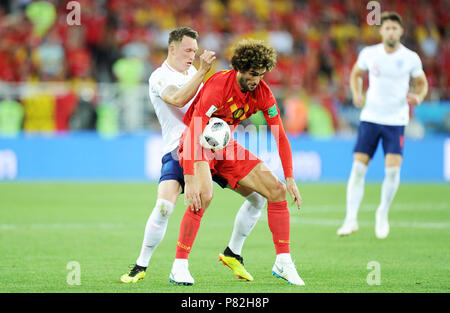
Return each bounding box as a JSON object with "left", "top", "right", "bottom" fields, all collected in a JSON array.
[{"left": 199, "top": 117, "right": 231, "bottom": 150}]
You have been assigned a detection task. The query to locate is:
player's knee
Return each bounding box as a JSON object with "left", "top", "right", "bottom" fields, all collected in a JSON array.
[
  {"left": 248, "top": 192, "right": 266, "bottom": 211},
  {"left": 200, "top": 190, "right": 214, "bottom": 209},
  {"left": 267, "top": 181, "right": 286, "bottom": 202},
  {"left": 351, "top": 160, "right": 368, "bottom": 182},
  {"left": 354, "top": 153, "right": 370, "bottom": 165},
  {"left": 155, "top": 199, "right": 175, "bottom": 217},
  {"left": 385, "top": 154, "right": 402, "bottom": 167}
]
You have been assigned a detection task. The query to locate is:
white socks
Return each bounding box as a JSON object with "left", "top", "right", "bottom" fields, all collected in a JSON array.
[
  {"left": 136, "top": 192, "right": 266, "bottom": 267},
  {"left": 345, "top": 160, "right": 368, "bottom": 222},
  {"left": 377, "top": 166, "right": 401, "bottom": 216},
  {"left": 345, "top": 161, "right": 401, "bottom": 222},
  {"left": 276, "top": 253, "right": 293, "bottom": 264},
  {"left": 136, "top": 199, "right": 175, "bottom": 267},
  {"left": 227, "top": 192, "right": 266, "bottom": 255}
]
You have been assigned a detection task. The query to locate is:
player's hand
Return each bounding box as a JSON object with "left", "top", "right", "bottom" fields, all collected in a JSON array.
[
  {"left": 198, "top": 50, "right": 216, "bottom": 74},
  {"left": 184, "top": 175, "right": 202, "bottom": 211},
  {"left": 407, "top": 93, "right": 422, "bottom": 106},
  {"left": 286, "top": 177, "right": 302, "bottom": 210},
  {"left": 353, "top": 93, "right": 364, "bottom": 108}
]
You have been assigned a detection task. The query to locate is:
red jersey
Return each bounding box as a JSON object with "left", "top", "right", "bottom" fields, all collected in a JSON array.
[{"left": 182, "top": 69, "right": 293, "bottom": 178}]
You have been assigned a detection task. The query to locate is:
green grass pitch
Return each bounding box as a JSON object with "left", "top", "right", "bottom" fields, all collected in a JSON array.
[{"left": 0, "top": 182, "right": 449, "bottom": 293}]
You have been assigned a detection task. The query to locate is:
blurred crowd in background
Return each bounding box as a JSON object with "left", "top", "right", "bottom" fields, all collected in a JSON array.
[{"left": 0, "top": 0, "right": 449, "bottom": 137}]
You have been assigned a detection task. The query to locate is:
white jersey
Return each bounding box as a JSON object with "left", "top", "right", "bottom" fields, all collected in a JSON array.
[
  {"left": 357, "top": 43, "right": 424, "bottom": 126},
  {"left": 149, "top": 61, "right": 200, "bottom": 154}
]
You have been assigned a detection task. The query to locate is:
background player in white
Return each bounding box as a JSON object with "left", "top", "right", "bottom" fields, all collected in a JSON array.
[
  {"left": 337, "top": 12, "right": 428, "bottom": 239},
  {"left": 121, "top": 27, "right": 266, "bottom": 283}
]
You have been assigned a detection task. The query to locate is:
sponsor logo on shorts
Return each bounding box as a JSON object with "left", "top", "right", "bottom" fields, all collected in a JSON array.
[{"left": 399, "top": 135, "right": 404, "bottom": 148}]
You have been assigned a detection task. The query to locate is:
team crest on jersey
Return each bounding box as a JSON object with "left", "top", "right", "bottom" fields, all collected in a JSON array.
[
  {"left": 372, "top": 64, "right": 380, "bottom": 77},
  {"left": 227, "top": 103, "right": 250, "bottom": 121},
  {"left": 232, "top": 108, "right": 245, "bottom": 119}
]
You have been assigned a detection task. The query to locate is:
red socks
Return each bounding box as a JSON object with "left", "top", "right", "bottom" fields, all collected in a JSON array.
[
  {"left": 267, "top": 200, "right": 290, "bottom": 254},
  {"left": 175, "top": 200, "right": 290, "bottom": 258},
  {"left": 175, "top": 206, "right": 205, "bottom": 259}
]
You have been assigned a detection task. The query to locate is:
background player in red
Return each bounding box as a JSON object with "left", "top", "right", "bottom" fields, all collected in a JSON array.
[{"left": 169, "top": 39, "right": 305, "bottom": 286}]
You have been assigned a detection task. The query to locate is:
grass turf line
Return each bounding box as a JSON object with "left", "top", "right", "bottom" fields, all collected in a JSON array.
[{"left": 0, "top": 183, "right": 449, "bottom": 293}]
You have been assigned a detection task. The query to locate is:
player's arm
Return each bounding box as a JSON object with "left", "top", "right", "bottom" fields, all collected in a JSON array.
[
  {"left": 263, "top": 104, "right": 301, "bottom": 209},
  {"left": 161, "top": 50, "right": 216, "bottom": 107},
  {"left": 407, "top": 73, "right": 428, "bottom": 106},
  {"left": 182, "top": 110, "right": 209, "bottom": 211},
  {"left": 182, "top": 111, "right": 209, "bottom": 175},
  {"left": 182, "top": 82, "right": 223, "bottom": 211},
  {"left": 349, "top": 63, "right": 366, "bottom": 108}
]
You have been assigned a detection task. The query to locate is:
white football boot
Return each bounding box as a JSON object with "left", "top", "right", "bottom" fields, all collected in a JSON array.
[
  {"left": 272, "top": 258, "right": 305, "bottom": 286},
  {"left": 169, "top": 259, "right": 194, "bottom": 286},
  {"left": 375, "top": 211, "right": 390, "bottom": 239},
  {"left": 337, "top": 219, "right": 359, "bottom": 236}
]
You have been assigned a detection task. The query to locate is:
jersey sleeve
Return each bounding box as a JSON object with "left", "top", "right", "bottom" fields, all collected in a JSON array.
[
  {"left": 182, "top": 78, "right": 224, "bottom": 175},
  {"left": 260, "top": 88, "right": 294, "bottom": 178},
  {"left": 356, "top": 47, "right": 369, "bottom": 71},
  {"left": 410, "top": 52, "right": 424, "bottom": 78},
  {"left": 150, "top": 70, "right": 173, "bottom": 98}
]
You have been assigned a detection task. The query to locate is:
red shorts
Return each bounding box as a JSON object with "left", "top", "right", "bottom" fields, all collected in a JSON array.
[{"left": 178, "top": 138, "right": 261, "bottom": 189}]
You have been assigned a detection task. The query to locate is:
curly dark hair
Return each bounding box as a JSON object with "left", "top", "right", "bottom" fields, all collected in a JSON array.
[{"left": 231, "top": 39, "right": 277, "bottom": 73}]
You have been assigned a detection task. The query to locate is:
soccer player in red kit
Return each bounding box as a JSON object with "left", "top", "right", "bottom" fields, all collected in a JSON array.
[{"left": 169, "top": 39, "right": 305, "bottom": 286}]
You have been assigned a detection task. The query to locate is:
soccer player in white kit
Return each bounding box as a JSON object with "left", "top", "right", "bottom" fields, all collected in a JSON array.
[
  {"left": 337, "top": 12, "right": 428, "bottom": 239},
  {"left": 120, "top": 27, "right": 266, "bottom": 283}
]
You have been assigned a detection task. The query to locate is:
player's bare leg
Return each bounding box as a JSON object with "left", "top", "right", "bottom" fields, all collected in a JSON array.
[
  {"left": 238, "top": 162, "right": 305, "bottom": 286},
  {"left": 337, "top": 152, "right": 370, "bottom": 236},
  {"left": 121, "top": 180, "right": 181, "bottom": 283},
  {"left": 376, "top": 153, "right": 402, "bottom": 239},
  {"left": 170, "top": 161, "right": 213, "bottom": 285}
]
